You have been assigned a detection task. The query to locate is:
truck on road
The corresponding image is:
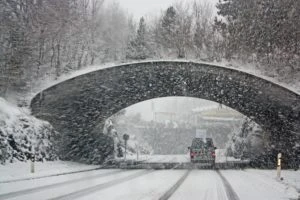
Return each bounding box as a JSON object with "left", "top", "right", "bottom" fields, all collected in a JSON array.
[{"left": 188, "top": 137, "right": 216, "bottom": 165}]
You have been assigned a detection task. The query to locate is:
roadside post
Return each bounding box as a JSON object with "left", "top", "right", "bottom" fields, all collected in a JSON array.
[
  {"left": 123, "top": 134, "right": 129, "bottom": 162},
  {"left": 31, "top": 158, "right": 35, "bottom": 173},
  {"left": 277, "top": 153, "right": 282, "bottom": 179},
  {"left": 30, "top": 147, "right": 35, "bottom": 173}
]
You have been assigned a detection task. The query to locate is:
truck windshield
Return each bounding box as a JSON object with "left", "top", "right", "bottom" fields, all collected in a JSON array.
[
  {"left": 206, "top": 139, "right": 214, "bottom": 148},
  {"left": 192, "top": 139, "right": 205, "bottom": 148}
]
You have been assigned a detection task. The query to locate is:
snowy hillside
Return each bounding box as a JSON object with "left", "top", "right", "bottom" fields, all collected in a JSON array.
[{"left": 0, "top": 98, "right": 57, "bottom": 164}]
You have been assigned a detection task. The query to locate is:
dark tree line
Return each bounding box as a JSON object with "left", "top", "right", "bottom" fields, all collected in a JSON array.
[
  {"left": 0, "top": 0, "right": 129, "bottom": 100},
  {"left": 1, "top": 0, "right": 298, "bottom": 101},
  {"left": 215, "top": 0, "right": 299, "bottom": 75}
]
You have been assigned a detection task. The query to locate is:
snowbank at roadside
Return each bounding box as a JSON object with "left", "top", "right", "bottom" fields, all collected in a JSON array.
[
  {"left": 222, "top": 169, "right": 299, "bottom": 200},
  {"left": 0, "top": 98, "right": 57, "bottom": 164},
  {"left": 245, "top": 169, "right": 300, "bottom": 194}
]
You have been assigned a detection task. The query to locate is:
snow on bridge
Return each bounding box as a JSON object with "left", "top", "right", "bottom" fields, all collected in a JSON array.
[{"left": 30, "top": 61, "right": 300, "bottom": 163}]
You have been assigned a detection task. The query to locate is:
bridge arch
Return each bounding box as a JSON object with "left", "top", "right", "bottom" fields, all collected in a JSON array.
[{"left": 31, "top": 61, "right": 300, "bottom": 162}]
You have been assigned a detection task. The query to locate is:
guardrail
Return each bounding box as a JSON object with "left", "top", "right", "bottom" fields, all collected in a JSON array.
[{"left": 116, "top": 160, "right": 250, "bottom": 169}]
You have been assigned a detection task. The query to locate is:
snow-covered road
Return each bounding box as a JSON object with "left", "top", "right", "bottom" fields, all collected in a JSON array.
[
  {"left": 0, "top": 168, "right": 299, "bottom": 200},
  {"left": 168, "top": 170, "right": 229, "bottom": 200},
  {"left": 123, "top": 151, "right": 246, "bottom": 164},
  {"left": 142, "top": 154, "right": 190, "bottom": 163}
]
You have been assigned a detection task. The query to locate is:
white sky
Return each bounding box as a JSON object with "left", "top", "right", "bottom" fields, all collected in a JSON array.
[
  {"left": 118, "top": 0, "right": 176, "bottom": 19},
  {"left": 117, "top": 0, "right": 219, "bottom": 20},
  {"left": 125, "top": 97, "right": 218, "bottom": 121}
]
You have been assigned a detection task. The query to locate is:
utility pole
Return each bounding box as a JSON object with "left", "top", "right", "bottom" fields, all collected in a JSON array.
[
  {"left": 135, "top": 143, "right": 139, "bottom": 161},
  {"left": 123, "top": 134, "right": 129, "bottom": 162}
]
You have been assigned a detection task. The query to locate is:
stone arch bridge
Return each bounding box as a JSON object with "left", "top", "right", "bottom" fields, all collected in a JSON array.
[{"left": 31, "top": 61, "right": 300, "bottom": 163}]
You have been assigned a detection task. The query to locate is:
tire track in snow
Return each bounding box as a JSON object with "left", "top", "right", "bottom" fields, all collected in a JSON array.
[
  {"left": 0, "top": 170, "right": 124, "bottom": 200},
  {"left": 158, "top": 170, "right": 191, "bottom": 200},
  {"left": 49, "top": 170, "right": 154, "bottom": 200},
  {"left": 216, "top": 170, "right": 240, "bottom": 200}
]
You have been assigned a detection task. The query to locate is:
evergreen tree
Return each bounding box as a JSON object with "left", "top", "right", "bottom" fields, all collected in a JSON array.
[
  {"left": 126, "top": 17, "right": 151, "bottom": 60},
  {"left": 215, "top": 0, "right": 299, "bottom": 68},
  {"left": 161, "top": 6, "right": 177, "bottom": 48},
  {"left": 156, "top": 5, "right": 192, "bottom": 58},
  {"left": 155, "top": 6, "right": 177, "bottom": 55}
]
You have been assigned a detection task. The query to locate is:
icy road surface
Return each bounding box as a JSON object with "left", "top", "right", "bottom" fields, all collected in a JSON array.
[{"left": 0, "top": 168, "right": 299, "bottom": 200}]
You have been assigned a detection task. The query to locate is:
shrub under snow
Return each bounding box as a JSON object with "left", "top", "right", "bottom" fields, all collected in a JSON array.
[{"left": 0, "top": 98, "right": 57, "bottom": 164}]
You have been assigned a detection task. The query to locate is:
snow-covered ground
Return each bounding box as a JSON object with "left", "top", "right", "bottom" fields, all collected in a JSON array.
[
  {"left": 215, "top": 149, "right": 247, "bottom": 163},
  {"left": 0, "top": 160, "right": 299, "bottom": 200},
  {"left": 0, "top": 161, "right": 100, "bottom": 183},
  {"left": 120, "top": 152, "right": 243, "bottom": 164},
  {"left": 0, "top": 98, "right": 57, "bottom": 164},
  {"left": 78, "top": 170, "right": 186, "bottom": 200},
  {"left": 245, "top": 169, "right": 300, "bottom": 194},
  {"left": 142, "top": 154, "right": 190, "bottom": 163},
  {"left": 221, "top": 170, "right": 299, "bottom": 200},
  {"left": 169, "top": 170, "right": 228, "bottom": 200}
]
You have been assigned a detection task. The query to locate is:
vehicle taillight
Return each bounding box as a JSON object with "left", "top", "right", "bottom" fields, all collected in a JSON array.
[
  {"left": 190, "top": 151, "right": 195, "bottom": 156},
  {"left": 212, "top": 152, "right": 216, "bottom": 157}
]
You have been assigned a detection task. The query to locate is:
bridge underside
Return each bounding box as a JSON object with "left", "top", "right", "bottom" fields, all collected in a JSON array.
[{"left": 31, "top": 61, "right": 300, "bottom": 163}]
